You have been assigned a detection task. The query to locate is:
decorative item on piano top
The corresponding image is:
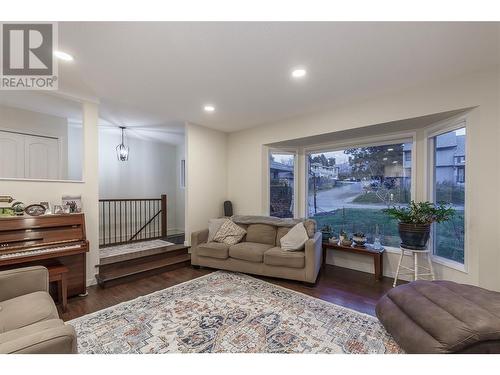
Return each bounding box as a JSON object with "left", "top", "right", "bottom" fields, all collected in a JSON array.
[
  {"left": 53, "top": 205, "right": 64, "bottom": 214},
  {"left": 0, "top": 207, "right": 14, "bottom": 217},
  {"left": 353, "top": 232, "right": 367, "bottom": 248},
  {"left": 24, "top": 204, "right": 46, "bottom": 216},
  {"left": 11, "top": 201, "right": 25, "bottom": 216},
  {"left": 0, "top": 195, "right": 14, "bottom": 204},
  {"left": 40, "top": 202, "right": 51, "bottom": 214},
  {"left": 62, "top": 195, "right": 82, "bottom": 213}
]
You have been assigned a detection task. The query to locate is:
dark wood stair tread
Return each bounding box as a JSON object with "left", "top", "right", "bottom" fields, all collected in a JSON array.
[{"left": 96, "top": 245, "right": 190, "bottom": 287}]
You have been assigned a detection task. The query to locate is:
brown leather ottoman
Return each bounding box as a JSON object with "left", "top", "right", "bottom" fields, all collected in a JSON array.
[{"left": 376, "top": 280, "right": 500, "bottom": 353}]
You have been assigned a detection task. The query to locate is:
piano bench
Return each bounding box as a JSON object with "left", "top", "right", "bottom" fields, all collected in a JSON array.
[{"left": 48, "top": 265, "right": 69, "bottom": 313}]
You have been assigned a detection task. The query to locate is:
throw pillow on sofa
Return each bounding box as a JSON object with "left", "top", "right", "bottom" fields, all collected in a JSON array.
[
  {"left": 280, "top": 222, "right": 309, "bottom": 251},
  {"left": 213, "top": 219, "right": 247, "bottom": 245},
  {"left": 208, "top": 218, "right": 227, "bottom": 242}
]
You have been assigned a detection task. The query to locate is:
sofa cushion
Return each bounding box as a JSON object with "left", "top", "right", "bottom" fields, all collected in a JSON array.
[
  {"left": 213, "top": 220, "right": 247, "bottom": 245},
  {"left": 280, "top": 223, "right": 309, "bottom": 251},
  {"left": 246, "top": 224, "right": 277, "bottom": 245},
  {"left": 207, "top": 218, "right": 227, "bottom": 243},
  {"left": 197, "top": 242, "right": 230, "bottom": 259},
  {"left": 264, "top": 247, "right": 305, "bottom": 268},
  {"left": 0, "top": 319, "right": 64, "bottom": 345},
  {"left": 229, "top": 242, "right": 274, "bottom": 263},
  {"left": 0, "top": 291, "right": 59, "bottom": 333},
  {"left": 275, "top": 227, "right": 290, "bottom": 246},
  {"left": 303, "top": 219, "right": 317, "bottom": 238}
]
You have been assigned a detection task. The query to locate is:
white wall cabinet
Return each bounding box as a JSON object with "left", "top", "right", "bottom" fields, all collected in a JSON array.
[{"left": 0, "top": 130, "right": 60, "bottom": 180}]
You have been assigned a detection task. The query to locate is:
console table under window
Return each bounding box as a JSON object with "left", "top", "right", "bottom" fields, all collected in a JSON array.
[{"left": 322, "top": 243, "right": 385, "bottom": 281}]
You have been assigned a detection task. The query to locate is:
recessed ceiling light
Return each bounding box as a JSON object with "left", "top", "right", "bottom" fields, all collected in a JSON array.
[
  {"left": 392, "top": 161, "right": 398, "bottom": 164},
  {"left": 54, "top": 50, "right": 74, "bottom": 61},
  {"left": 204, "top": 105, "right": 215, "bottom": 112},
  {"left": 383, "top": 157, "right": 388, "bottom": 161},
  {"left": 291, "top": 68, "right": 307, "bottom": 78},
  {"left": 387, "top": 148, "right": 394, "bottom": 152}
]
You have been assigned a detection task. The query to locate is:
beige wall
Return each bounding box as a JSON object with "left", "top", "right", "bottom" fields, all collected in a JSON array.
[
  {"left": 0, "top": 101, "right": 99, "bottom": 286},
  {"left": 226, "top": 66, "right": 500, "bottom": 291},
  {"left": 185, "top": 123, "right": 227, "bottom": 244}
]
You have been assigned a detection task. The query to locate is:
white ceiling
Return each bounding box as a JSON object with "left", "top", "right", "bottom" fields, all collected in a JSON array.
[{"left": 57, "top": 22, "right": 499, "bottom": 133}]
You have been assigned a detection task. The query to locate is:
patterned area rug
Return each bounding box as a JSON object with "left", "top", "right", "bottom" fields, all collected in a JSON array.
[
  {"left": 70, "top": 271, "right": 402, "bottom": 354},
  {"left": 99, "top": 239, "right": 174, "bottom": 260}
]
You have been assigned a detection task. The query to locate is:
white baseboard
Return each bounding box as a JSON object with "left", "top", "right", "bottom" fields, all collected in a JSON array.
[{"left": 87, "top": 277, "right": 97, "bottom": 287}]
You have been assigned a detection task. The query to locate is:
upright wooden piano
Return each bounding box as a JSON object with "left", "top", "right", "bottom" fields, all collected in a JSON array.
[{"left": 0, "top": 213, "right": 89, "bottom": 297}]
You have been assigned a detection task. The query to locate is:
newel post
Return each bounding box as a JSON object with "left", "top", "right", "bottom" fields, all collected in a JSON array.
[{"left": 161, "top": 194, "right": 167, "bottom": 238}]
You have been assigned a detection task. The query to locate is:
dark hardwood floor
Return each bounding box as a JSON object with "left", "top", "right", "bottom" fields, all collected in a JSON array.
[{"left": 59, "top": 264, "right": 395, "bottom": 321}]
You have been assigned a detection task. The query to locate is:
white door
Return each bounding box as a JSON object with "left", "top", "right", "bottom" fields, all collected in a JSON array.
[
  {"left": 0, "top": 131, "right": 24, "bottom": 178},
  {"left": 24, "top": 135, "right": 60, "bottom": 179}
]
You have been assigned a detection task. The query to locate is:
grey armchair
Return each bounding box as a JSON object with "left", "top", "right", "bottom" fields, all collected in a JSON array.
[{"left": 0, "top": 266, "right": 77, "bottom": 354}]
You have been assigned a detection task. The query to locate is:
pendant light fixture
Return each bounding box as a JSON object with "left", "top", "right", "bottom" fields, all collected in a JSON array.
[{"left": 116, "top": 126, "right": 129, "bottom": 161}]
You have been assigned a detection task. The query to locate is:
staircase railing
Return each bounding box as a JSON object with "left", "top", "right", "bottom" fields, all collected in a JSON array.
[{"left": 99, "top": 194, "right": 167, "bottom": 248}]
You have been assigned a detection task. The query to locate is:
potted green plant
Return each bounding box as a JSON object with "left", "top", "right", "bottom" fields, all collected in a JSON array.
[{"left": 384, "top": 201, "right": 455, "bottom": 249}]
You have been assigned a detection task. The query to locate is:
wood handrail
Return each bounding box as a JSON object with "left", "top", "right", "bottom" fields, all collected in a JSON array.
[{"left": 99, "top": 198, "right": 162, "bottom": 202}]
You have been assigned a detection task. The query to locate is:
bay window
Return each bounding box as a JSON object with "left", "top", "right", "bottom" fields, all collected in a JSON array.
[{"left": 307, "top": 141, "right": 412, "bottom": 248}]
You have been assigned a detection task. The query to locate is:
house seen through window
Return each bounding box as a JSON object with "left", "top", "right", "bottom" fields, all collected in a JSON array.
[
  {"left": 432, "top": 127, "right": 466, "bottom": 263},
  {"left": 269, "top": 152, "right": 295, "bottom": 218}
]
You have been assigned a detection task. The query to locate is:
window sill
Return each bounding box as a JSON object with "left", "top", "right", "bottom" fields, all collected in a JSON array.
[
  {"left": 382, "top": 246, "right": 402, "bottom": 254},
  {"left": 431, "top": 255, "right": 467, "bottom": 273}
]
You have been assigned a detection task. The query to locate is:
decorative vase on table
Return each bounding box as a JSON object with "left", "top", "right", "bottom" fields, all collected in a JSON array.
[{"left": 352, "top": 232, "right": 367, "bottom": 248}]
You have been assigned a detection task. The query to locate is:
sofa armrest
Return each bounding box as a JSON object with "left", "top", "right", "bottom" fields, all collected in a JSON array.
[
  {"left": 0, "top": 324, "right": 77, "bottom": 354},
  {"left": 190, "top": 229, "right": 209, "bottom": 266},
  {"left": 0, "top": 266, "right": 49, "bottom": 302},
  {"left": 191, "top": 229, "right": 209, "bottom": 247},
  {"left": 304, "top": 232, "right": 323, "bottom": 283}
]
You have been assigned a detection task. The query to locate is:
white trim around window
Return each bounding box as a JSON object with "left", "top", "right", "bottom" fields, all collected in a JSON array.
[{"left": 424, "top": 113, "right": 470, "bottom": 273}]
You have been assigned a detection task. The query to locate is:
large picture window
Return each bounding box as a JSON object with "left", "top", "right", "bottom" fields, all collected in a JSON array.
[
  {"left": 307, "top": 141, "right": 412, "bottom": 247},
  {"left": 431, "top": 127, "right": 466, "bottom": 264},
  {"left": 269, "top": 152, "right": 295, "bottom": 218}
]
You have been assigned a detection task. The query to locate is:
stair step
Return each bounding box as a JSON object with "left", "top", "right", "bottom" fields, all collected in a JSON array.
[
  {"left": 99, "top": 244, "right": 189, "bottom": 265},
  {"left": 96, "top": 245, "right": 190, "bottom": 287}
]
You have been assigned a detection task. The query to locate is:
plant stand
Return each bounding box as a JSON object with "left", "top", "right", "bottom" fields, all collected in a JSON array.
[{"left": 393, "top": 246, "right": 435, "bottom": 287}]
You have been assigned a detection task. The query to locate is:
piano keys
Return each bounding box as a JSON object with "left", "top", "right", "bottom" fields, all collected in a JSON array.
[{"left": 0, "top": 213, "right": 89, "bottom": 297}]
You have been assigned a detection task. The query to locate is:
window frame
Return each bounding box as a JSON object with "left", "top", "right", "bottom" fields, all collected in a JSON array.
[
  {"left": 303, "top": 132, "right": 417, "bottom": 253},
  {"left": 425, "top": 116, "right": 469, "bottom": 273},
  {"left": 266, "top": 148, "right": 299, "bottom": 219}
]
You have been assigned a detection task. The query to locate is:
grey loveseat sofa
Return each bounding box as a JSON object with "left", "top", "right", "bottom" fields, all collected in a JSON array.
[{"left": 190, "top": 216, "right": 322, "bottom": 284}]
